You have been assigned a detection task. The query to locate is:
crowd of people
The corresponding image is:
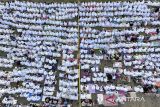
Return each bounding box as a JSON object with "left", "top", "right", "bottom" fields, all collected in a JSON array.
[
  {"left": 79, "top": 0, "right": 160, "bottom": 105},
  {"left": 0, "top": 0, "right": 159, "bottom": 106}
]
